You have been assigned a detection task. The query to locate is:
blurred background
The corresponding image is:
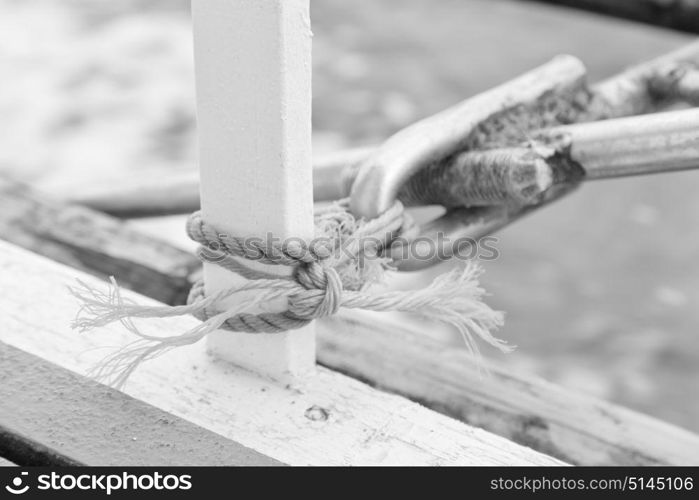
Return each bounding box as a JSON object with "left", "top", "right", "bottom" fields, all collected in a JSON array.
[{"left": 1, "top": 0, "right": 698, "bottom": 432}]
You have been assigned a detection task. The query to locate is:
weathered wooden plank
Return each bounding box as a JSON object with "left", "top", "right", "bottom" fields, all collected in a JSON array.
[
  {"left": 0, "top": 423, "right": 79, "bottom": 466},
  {"left": 1, "top": 182, "right": 697, "bottom": 464},
  {"left": 523, "top": 0, "right": 699, "bottom": 33},
  {"left": 0, "top": 241, "right": 560, "bottom": 466},
  {"left": 321, "top": 311, "right": 699, "bottom": 466},
  {"left": 0, "top": 342, "right": 283, "bottom": 466},
  {"left": 0, "top": 176, "right": 198, "bottom": 306}
]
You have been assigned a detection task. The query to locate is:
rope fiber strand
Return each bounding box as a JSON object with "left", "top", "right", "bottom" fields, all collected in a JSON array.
[{"left": 71, "top": 199, "right": 509, "bottom": 387}]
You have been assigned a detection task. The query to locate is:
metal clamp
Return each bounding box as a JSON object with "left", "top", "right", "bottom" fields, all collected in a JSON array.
[{"left": 346, "top": 43, "right": 699, "bottom": 271}]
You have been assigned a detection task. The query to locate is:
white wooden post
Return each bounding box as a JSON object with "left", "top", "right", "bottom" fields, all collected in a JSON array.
[{"left": 191, "top": 0, "right": 315, "bottom": 380}]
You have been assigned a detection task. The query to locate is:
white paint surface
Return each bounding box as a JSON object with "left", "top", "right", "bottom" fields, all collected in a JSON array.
[
  {"left": 192, "top": 0, "right": 315, "bottom": 380},
  {"left": 0, "top": 241, "right": 561, "bottom": 465}
]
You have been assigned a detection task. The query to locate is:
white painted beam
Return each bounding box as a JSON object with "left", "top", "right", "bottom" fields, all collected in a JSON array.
[{"left": 191, "top": 0, "right": 315, "bottom": 380}]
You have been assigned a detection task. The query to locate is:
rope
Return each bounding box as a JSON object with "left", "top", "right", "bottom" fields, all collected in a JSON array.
[
  {"left": 183, "top": 200, "right": 405, "bottom": 333},
  {"left": 70, "top": 199, "right": 508, "bottom": 387}
]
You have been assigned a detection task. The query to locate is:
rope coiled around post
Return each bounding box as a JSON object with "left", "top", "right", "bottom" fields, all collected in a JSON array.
[
  {"left": 70, "top": 199, "right": 509, "bottom": 387},
  {"left": 185, "top": 199, "right": 406, "bottom": 333}
]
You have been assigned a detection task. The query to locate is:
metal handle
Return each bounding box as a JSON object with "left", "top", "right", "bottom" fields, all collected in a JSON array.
[{"left": 538, "top": 107, "right": 699, "bottom": 180}]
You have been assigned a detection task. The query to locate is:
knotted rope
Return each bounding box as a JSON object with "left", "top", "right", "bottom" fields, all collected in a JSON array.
[
  {"left": 183, "top": 199, "right": 406, "bottom": 332},
  {"left": 71, "top": 199, "right": 509, "bottom": 387}
]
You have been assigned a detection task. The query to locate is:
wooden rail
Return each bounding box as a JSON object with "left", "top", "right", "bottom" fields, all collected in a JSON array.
[
  {"left": 0, "top": 240, "right": 560, "bottom": 466},
  {"left": 2, "top": 178, "right": 698, "bottom": 465},
  {"left": 0, "top": 179, "right": 197, "bottom": 306},
  {"left": 0, "top": 342, "right": 281, "bottom": 466},
  {"left": 4, "top": 0, "right": 697, "bottom": 467},
  {"left": 321, "top": 312, "right": 699, "bottom": 465}
]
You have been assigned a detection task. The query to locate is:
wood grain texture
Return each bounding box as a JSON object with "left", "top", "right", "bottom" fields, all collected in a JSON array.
[
  {"left": 0, "top": 342, "right": 282, "bottom": 466},
  {"left": 0, "top": 240, "right": 560, "bottom": 466},
  {"left": 1, "top": 184, "right": 697, "bottom": 464},
  {"left": 321, "top": 311, "right": 699, "bottom": 466},
  {"left": 0, "top": 176, "right": 198, "bottom": 306}
]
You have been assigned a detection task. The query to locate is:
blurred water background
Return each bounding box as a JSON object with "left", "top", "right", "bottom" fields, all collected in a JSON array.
[{"left": 1, "top": 0, "right": 697, "bottom": 431}]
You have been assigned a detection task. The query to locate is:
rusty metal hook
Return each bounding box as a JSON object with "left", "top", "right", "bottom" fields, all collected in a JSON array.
[{"left": 347, "top": 42, "right": 699, "bottom": 271}]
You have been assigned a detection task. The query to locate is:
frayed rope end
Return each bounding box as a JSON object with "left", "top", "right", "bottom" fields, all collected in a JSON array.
[
  {"left": 69, "top": 261, "right": 512, "bottom": 388},
  {"left": 70, "top": 199, "right": 511, "bottom": 388}
]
